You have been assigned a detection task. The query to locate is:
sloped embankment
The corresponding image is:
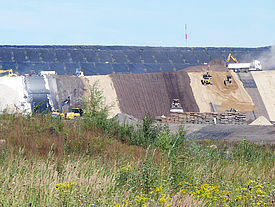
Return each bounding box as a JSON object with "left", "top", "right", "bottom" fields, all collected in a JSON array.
[
  {"left": 0, "top": 76, "right": 31, "bottom": 113},
  {"left": 110, "top": 70, "right": 199, "bottom": 119},
  {"left": 188, "top": 70, "right": 256, "bottom": 112},
  {"left": 81, "top": 75, "right": 121, "bottom": 118},
  {"left": 82, "top": 59, "right": 257, "bottom": 120},
  {"left": 46, "top": 75, "right": 84, "bottom": 111},
  {"left": 187, "top": 59, "right": 256, "bottom": 113},
  {"left": 251, "top": 71, "right": 275, "bottom": 122}
]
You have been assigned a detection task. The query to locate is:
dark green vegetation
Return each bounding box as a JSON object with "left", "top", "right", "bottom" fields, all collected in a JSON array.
[{"left": 0, "top": 82, "right": 274, "bottom": 206}]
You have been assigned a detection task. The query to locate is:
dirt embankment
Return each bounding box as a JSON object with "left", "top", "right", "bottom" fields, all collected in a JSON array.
[
  {"left": 110, "top": 70, "right": 199, "bottom": 119},
  {"left": 46, "top": 75, "right": 85, "bottom": 111},
  {"left": 251, "top": 71, "right": 275, "bottom": 122},
  {"left": 188, "top": 60, "right": 256, "bottom": 112},
  {"left": 81, "top": 59, "right": 256, "bottom": 119},
  {"left": 81, "top": 75, "right": 121, "bottom": 118},
  {"left": 0, "top": 77, "right": 30, "bottom": 113}
]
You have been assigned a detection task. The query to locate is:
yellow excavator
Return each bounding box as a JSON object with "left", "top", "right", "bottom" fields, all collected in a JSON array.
[
  {"left": 226, "top": 53, "right": 238, "bottom": 67},
  {"left": 51, "top": 96, "right": 70, "bottom": 118},
  {"left": 201, "top": 65, "right": 212, "bottom": 85},
  {"left": 51, "top": 96, "right": 83, "bottom": 119},
  {"left": 66, "top": 108, "right": 83, "bottom": 119},
  {"left": 0, "top": 69, "right": 18, "bottom": 77}
]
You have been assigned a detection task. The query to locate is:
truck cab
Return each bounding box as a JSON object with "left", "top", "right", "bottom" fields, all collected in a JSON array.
[{"left": 249, "top": 60, "right": 262, "bottom": 71}]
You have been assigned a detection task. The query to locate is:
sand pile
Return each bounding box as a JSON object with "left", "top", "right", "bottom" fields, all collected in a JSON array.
[
  {"left": 251, "top": 71, "right": 275, "bottom": 121},
  {"left": 188, "top": 67, "right": 256, "bottom": 112},
  {"left": 249, "top": 116, "right": 272, "bottom": 125},
  {"left": 184, "top": 59, "right": 227, "bottom": 72},
  {"left": 81, "top": 75, "right": 121, "bottom": 118},
  {"left": 0, "top": 77, "right": 31, "bottom": 113}
]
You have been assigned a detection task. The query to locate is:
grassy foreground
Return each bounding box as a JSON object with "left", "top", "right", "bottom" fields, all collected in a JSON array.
[{"left": 0, "top": 83, "right": 274, "bottom": 206}]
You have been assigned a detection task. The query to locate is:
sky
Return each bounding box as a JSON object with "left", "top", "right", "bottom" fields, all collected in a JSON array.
[{"left": 0, "top": 0, "right": 274, "bottom": 47}]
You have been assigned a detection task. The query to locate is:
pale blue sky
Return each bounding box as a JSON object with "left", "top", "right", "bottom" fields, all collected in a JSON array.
[{"left": 0, "top": 0, "right": 274, "bottom": 47}]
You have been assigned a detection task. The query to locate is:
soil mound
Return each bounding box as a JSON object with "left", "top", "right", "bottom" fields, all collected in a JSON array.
[
  {"left": 0, "top": 77, "right": 30, "bottom": 113},
  {"left": 81, "top": 75, "right": 121, "bottom": 118},
  {"left": 188, "top": 69, "right": 256, "bottom": 112},
  {"left": 110, "top": 70, "right": 199, "bottom": 119},
  {"left": 249, "top": 116, "right": 272, "bottom": 125},
  {"left": 251, "top": 71, "right": 275, "bottom": 121},
  {"left": 183, "top": 59, "right": 227, "bottom": 72},
  {"left": 46, "top": 75, "right": 84, "bottom": 111},
  {"left": 89, "top": 59, "right": 255, "bottom": 119}
]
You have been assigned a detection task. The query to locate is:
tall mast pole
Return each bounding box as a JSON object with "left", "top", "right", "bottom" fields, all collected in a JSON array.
[{"left": 185, "top": 24, "right": 188, "bottom": 47}]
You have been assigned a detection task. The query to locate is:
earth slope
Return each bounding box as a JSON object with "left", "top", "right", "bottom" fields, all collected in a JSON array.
[
  {"left": 110, "top": 70, "right": 199, "bottom": 119},
  {"left": 251, "top": 71, "right": 275, "bottom": 122}
]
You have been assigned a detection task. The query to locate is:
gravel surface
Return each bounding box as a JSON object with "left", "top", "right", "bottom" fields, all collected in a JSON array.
[
  {"left": 183, "top": 124, "right": 275, "bottom": 143},
  {"left": 113, "top": 113, "right": 275, "bottom": 144}
]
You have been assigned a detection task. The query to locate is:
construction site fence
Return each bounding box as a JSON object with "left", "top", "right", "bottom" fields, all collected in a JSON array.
[{"left": 156, "top": 112, "right": 246, "bottom": 125}]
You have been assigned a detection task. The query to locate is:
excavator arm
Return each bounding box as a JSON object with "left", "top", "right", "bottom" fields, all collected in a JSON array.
[
  {"left": 59, "top": 96, "right": 70, "bottom": 113},
  {"left": 0, "top": 69, "right": 18, "bottom": 77},
  {"left": 226, "top": 53, "right": 238, "bottom": 66}
]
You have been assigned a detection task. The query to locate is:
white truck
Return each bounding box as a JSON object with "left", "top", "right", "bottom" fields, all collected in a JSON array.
[
  {"left": 228, "top": 60, "right": 262, "bottom": 72},
  {"left": 39, "top": 71, "right": 56, "bottom": 76}
]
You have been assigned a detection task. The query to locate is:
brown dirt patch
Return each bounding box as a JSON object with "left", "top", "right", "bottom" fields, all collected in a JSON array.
[
  {"left": 188, "top": 67, "right": 256, "bottom": 112},
  {"left": 47, "top": 75, "right": 85, "bottom": 112},
  {"left": 251, "top": 71, "right": 275, "bottom": 121},
  {"left": 81, "top": 75, "right": 121, "bottom": 118},
  {"left": 110, "top": 70, "right": 199, "bottom": 119}
]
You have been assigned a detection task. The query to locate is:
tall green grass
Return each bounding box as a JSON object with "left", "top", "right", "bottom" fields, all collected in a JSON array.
[{"left": 0, "top": 82, "right": 274, "bottom": 206}]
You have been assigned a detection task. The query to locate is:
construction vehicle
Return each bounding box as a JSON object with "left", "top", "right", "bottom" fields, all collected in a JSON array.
[
  {"left": 39, "top": 71, "right": 56, "bottom": 76},
  {"left": 51, "top": 109, "right": 65, "bottom": 118},
  {"left": 225, "top": 108, "right": 238, "bottom": 112},
  {"left": 226, "top": 53, "right": 262, "bottom": 72},
  {"left": 224, "top": 75, "right": 232, "bottom": 86},
  {"left": 25, "top": 70, "right": 37, "bottom": 77},
  {"left": 226, "top": 53, "right": 238, "bottom": 67},
  {"left": 201, "top": 65, "right": 212, "bottom": 85},
  {"left": 0, "top": 69, "right": 18, "bottom": 77},
  {"left": 76, "top": 68, "right": 84, "bottom": 77},
  {"left": 51, "top": 96, "right": 70, "bottom": 118},
  {"left": 51, "top": 97, "right": 83, "bottom": 119},
  {"left": 66, "top": 108, "right": 83, "bottom": 119},
  {"left": 170, "top": 99, "right": 184, "bottom": 113}
]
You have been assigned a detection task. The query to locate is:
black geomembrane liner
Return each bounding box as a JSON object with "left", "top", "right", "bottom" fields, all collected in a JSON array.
[{"left": 0, "top": 45, "right": 270, "bottom": 75}]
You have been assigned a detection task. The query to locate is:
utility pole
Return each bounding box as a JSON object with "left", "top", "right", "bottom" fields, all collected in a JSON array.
[{"left": 185, "top": 24, "right": 188, "bottom": 47}]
